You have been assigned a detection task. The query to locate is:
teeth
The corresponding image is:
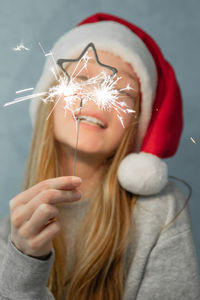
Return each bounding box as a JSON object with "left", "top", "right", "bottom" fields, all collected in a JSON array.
[{"left": 77, "top": 115, "right": 105, "bottom": 128}]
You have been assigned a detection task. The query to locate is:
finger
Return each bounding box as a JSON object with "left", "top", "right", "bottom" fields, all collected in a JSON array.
[
  {"left": 10, "top": 176, "right": 82, "bottom": 209},
  {"left": 19, "top": 203, "right": 59, "bottom": 238},
  {"left": 27, "top": 221, "right": 61, "bottom": 254},
  {"left": 28, "top": 188, "right": 82, "bottom": 214},
  {"left": 11, "top": 189, "right": 81, "bottom": 228}
]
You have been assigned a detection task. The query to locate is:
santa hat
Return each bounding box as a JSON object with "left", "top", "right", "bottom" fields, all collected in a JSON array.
[{"left": 30, "top": 12, "right": 183, "bottom": 196}]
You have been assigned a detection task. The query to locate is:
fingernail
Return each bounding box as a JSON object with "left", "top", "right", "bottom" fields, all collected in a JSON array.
[{"left": 72, "top": 177, "right": 82, "bottom": 184}]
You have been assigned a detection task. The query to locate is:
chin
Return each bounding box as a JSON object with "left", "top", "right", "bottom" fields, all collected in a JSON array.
[{"left": 77, "top": 145, "right": 105, "bottom": 155}]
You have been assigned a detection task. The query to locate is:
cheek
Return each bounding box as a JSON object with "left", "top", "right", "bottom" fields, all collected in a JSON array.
[
  {"left": 113, "top": 106, "right": 134, "bottom": 129},
  {"left": 109, "top": 113, "right": 130, "bottom": 145},
  {"left": 54, "top": 106, "right": 64, "bottom": 131}
]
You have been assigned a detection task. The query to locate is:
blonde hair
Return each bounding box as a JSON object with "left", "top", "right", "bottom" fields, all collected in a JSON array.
[
  {"left": 22, "top": 93, "right": 140, "bottom": 299},
  {"left": 22, "top": 84, "right": 191, "bottom": 299}
]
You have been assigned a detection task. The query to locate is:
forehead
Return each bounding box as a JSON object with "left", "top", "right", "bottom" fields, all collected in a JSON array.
[{"left": 66, "top": 48, "right": 139, "bottom": 85}]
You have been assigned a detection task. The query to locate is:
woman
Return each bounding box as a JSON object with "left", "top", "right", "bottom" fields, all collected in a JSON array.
[{"left": 0, "top": 12, "right": 200, "bottom": 300}]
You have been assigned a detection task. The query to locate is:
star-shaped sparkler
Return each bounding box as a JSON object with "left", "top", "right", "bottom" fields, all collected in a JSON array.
[
  {"left": 57, "top": 42, "right": 118, "bottom": 84},
  {"left": 4, "top": 42, "right": 137, "bottom": 176}
]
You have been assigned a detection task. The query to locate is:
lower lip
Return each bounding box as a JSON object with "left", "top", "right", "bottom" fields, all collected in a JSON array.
[{"left": 79, "top": 121, "right": 106, "bottom": 131}]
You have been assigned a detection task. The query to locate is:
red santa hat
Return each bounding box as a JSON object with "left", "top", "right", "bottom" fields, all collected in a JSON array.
[{"left": 30, "top": 12, "right": 183, "bottom": 196}]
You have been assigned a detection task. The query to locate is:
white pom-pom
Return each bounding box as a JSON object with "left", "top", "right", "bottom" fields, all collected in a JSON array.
[{"left": 117, "top": 152, "right": 168, "bottom": 195}]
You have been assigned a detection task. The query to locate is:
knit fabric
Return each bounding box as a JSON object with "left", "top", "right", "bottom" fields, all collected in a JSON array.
[{"left": 0, "top": 180, "right": 200, "bottom": 299}]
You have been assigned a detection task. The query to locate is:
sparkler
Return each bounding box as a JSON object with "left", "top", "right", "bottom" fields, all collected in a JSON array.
[
  {"left": 4, "top": 42, "right": 137, "bottom": 176},
  {"left": 190, "top": 137, "right": 197, "bottom": 144},
  {"left": 13, "top": 42, "right": 30, "bottom": 51},
  {"left": 16, "top": 87, "right": 34, "bottom": 94}
]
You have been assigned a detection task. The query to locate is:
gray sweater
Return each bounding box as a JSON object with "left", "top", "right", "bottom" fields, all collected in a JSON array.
[{"left": 0, "top": 180, "right": 200, "bottom": 300}]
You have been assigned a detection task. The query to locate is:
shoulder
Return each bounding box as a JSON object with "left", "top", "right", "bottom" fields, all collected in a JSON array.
[
  {"left": 0, "top": 215, "right": 11, "bottom": 245},
  {"left": 0, "top": 214, "right": 11, "bottom": 264},
  {"left": 127, "top": 181, "right": 200, "bottom": 300},
  {"left": 134, "top": 179, "right": 192, "bottom": 239}
]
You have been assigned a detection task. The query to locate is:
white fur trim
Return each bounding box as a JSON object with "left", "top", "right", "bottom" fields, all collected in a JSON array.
[
  {"left": 117, "top": 152, "right": 168, "bottom": 195},
  {"left": 30, "top": 21, "right": 157, "bottom": 151}
]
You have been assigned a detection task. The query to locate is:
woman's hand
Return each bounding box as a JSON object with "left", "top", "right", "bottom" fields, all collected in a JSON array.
[{"left": 9, "top": 176, "right": 82, "bottom": 259}]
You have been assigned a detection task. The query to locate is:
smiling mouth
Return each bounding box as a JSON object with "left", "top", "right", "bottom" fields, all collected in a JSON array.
[{"left": 75, "top": 115, "right": 107, "bottom": 129}]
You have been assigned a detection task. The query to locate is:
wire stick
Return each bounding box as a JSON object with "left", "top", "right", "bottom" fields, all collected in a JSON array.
[{"left": 72, "top": 99, "right": 83, "bottom": 176}]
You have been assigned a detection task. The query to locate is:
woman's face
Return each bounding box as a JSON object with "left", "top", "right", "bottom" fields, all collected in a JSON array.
[{"left": 53, "top": 49, "right": 140, "bottom": 160}]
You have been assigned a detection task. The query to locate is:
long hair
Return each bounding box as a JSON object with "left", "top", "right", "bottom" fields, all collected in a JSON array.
[
  {"left": 22, "top": 88, "right": 191, "bottom": 299},
  {"left": 22, "top": 93, "right": 140, "bottom": 299}
]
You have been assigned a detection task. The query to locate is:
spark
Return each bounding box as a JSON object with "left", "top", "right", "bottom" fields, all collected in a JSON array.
[
  {"left": 38, "top": 42, "right": 59, "bottom": 78},
  {"left": 117, "top": 114, "right": 125, "bottom": 128},
  {"left": 4, "top": 48, "right": 136, "bottom": 126},
  {"left": 71, "top": 52, "right": 90, "bottom": 79},
  {"left": 190, "top": 137, "right": 197, "bottom": 144},
  {"left": 13, "top": 42, "right": 30, "bottom": 51},
  {"left": 4, "top": 92, "right": 47, "bottom": 107},
  {"left": 44, "top": 68, "right": 136, "bottom": 129},
  {"left": 120, "top": 83, "right": 135, "bottom": 92},
  {"left": 4, "top": 42, "right": 138, "bottom": 176},
  {"left": 51, "top": 67, "right": 58, "bottom": 81},
  {"left": 16, "top": 87, "right": 34, "bottom": 94}
]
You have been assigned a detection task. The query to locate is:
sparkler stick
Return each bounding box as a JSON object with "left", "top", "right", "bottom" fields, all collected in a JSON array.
[{"left": 72, "top": 99, "right": 83, "bottom": 176}]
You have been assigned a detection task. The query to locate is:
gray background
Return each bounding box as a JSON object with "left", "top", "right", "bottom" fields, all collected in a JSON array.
[{"left": 0, "top": 0, "right": 199, "bottom": 268}]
